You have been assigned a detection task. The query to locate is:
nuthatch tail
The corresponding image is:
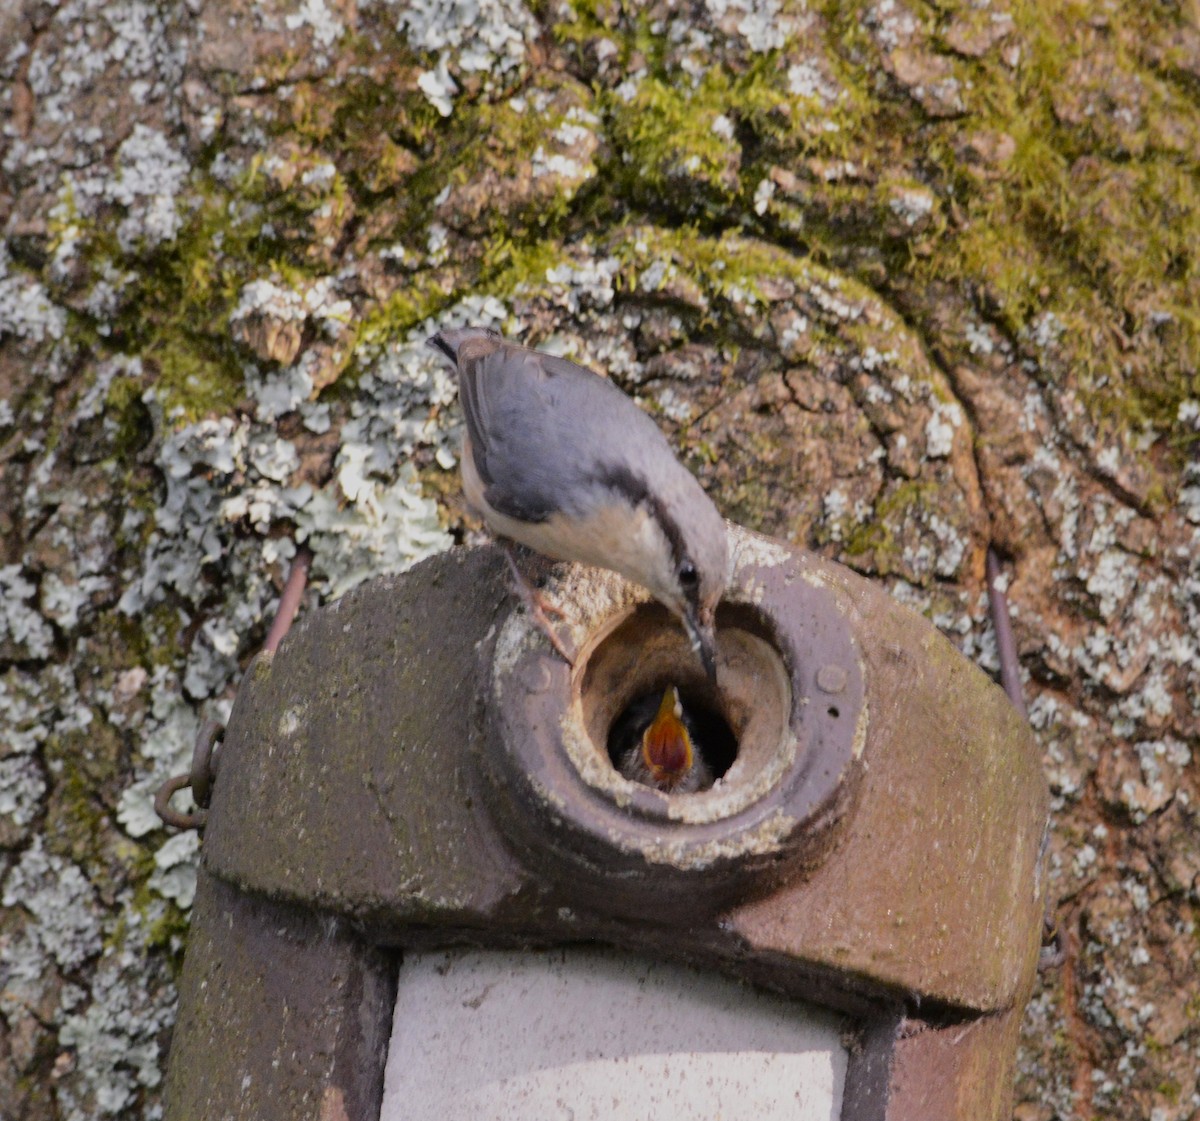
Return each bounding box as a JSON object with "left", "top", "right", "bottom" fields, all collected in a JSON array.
[
  {"left": 617, "top": 686, "right": 714, "bottom": 793},
  {"left": 428, "top": 327, "right": 728, "bottom": 679}
]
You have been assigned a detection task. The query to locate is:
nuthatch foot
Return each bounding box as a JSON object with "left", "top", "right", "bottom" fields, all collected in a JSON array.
[
  {"left": 428, "top": 327, "right": 728, "bottom": 680},
  {"left": 616, "top": 686, "right": 714, "bottom": 793}
]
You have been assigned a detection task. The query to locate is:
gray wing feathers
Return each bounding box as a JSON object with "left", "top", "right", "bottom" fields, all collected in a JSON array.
[
  {"left": 458, "top": 347, "right": 560, "bottom": 521},
  {"left": 456, "top": 343, "right": 668, "bottom": 525},
  {"left": 455, "top": 350, "right": 489, "bottom": 473}
]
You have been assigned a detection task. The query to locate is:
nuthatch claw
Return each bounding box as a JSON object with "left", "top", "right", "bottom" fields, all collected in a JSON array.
[
  {"left": 502, "top": 546, "right": 576, "bottom": 665},
  {"left": 429, "top": 327, "right": 728, "bottom": 678}
]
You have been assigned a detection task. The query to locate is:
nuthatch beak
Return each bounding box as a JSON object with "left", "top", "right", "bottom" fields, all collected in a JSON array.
[{"left": 683, "top": 605, "right": 719, "bottom": 685}]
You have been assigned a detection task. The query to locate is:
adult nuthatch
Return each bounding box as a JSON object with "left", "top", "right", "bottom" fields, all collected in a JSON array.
[{"left": 428, "top": 327, "right": 728, "bottom": 679}]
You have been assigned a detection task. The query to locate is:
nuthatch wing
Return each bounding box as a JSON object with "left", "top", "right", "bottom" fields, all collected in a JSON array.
[
  {"left": 428, "top": 327, "right": 728, "bottom": 679},
  {"left": 617, "top": 686, "right": 714, "bottom": 793}
]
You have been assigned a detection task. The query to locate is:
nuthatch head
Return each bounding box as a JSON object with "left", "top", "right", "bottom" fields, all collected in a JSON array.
[{"left": 428, "top": 327, "right": 728, "bottom": 679}]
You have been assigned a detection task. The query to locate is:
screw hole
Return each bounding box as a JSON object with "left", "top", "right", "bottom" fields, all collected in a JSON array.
[{"left": 827, "top": 706, "right": 840, "bottom": 719}]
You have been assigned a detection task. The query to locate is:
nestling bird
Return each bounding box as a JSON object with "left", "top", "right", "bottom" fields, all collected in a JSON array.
[
  {"left": 617, "top": 686, "right": 714, "bottom": 793},
  {"left": 428, "top": 327, "right": 728, "bottom": 679}
]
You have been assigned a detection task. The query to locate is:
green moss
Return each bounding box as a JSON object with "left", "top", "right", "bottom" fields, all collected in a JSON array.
[
  {"left": 144, "top": 898, "right": 192, "bottom": 971},
  {"left": 721, "top": 473, "right": 779, "bottom": 533},
  {"left": 439, "top": 82, "right": 599, "bottom": 243},
  {"left": 555, "top": 0, "right": 672, "bottom": 72},
  {"left": 81, "top": 173, "right": 279, "bottom": 423},
  {"left": 484, "top": 237, "right": 575, "bottom": 292},
  {"left": 873, "top": 0, "right": 1199, "bottom": 446},
  {"left": 1155, "top": 1077, "right": 1182, "bottom": 1104},
  {"left": 141, "top": 603, "right": 187, "bottom": 668},
  {"left": 842, "top": 480, "right": 940, "bottom": 572},
  {"left": 104, "top": 374, "right": 154, "bottom": 457},
  {"left": 558, "top": 1, "right": 874, "bottom": 222},
  {"left": 601, "top": 56, "right": 864, "bottom": 222},
  {"left": 606, "top": 74, "right": 741, "bottom": 210},
  {"left": 289, "top": 35, "right": 443, "bottom": 155},
  {"left": 354, "top": 274, "right": 458, "bottom": 352},
  {"left": 44, "top": 763, "right": 109, "bottom": 864},
  {"left": 614, "top": 226, "right": 803, "bottom": 307},
  {"left": 840, "top": 517, "right": 889, "bottom": 560}
]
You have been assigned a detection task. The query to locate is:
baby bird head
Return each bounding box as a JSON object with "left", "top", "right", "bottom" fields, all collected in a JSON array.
[{"left": 640, "top": 686, "right": 696, "bottom": 792}]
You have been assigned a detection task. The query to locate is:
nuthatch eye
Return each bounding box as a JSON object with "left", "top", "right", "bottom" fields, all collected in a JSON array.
[{"left": 428, "top": 327, "right": 728, "bottom": 680}]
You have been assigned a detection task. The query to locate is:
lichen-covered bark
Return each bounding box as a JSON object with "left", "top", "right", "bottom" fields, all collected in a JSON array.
[{"left": 0, "top": 0, "right": 1197, "bottom": 1117}]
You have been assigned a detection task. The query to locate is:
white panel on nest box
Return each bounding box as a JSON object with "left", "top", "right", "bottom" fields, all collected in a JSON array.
[{"left": 380, "top": 946, "right": 848, "bottom": 1120}]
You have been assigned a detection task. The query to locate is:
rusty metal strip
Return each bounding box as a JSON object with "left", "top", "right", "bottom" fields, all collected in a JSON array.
[
  {"left": 264, "top": 546, "right": 313, "bottom": 655},
  {"left": 985, "top": 546, "right": 1027, "bottom": 720},
  {"left": 987, "top": 544, "right": 1063, "bottom": 975},
  {"left": 154, "top": 544, "right": 313, "bottom": 830}
]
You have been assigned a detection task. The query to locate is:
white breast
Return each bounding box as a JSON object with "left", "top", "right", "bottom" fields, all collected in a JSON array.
[{"left": 461, "top": 434, "right": 673, "bottom": 604}]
